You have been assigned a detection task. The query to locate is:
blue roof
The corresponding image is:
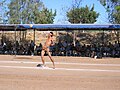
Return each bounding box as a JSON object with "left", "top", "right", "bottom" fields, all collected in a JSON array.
[
  {"left": 0, "top": 24, "right": 120, "bottom": 31},
  {"left": 18, "top": 24, "right": 120, "bottom": 30}
]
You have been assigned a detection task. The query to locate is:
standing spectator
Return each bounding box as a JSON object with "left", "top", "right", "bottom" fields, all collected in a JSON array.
[
  {"left": 66, "top": 43, "right": 72, "bottom": 56},
  {"left": 108, "top": 42, "right": 114, "bottom": 57},
  {"left": 114, "top": 41, "right": 119, "bottom": 57},
  {"left": 16, "top": 41, "right": 19, "bottom": 54},
  {"left": 30, "top": 40, "right": 35, "bottom": 56},
  {"left": 62, "top": 41, "right": 67, "bottom": 49},
  {"left": 2, "top": 42, "right": 7, "bottom": 54},
  {"left": 62, "top": 41, "right": 68, "bottom": 56},
  {"left": 86, "top": 45, "right": 91, "bottom": 57},
  {"left": 76, "top": 40, "right": 80, "bottom": 47}
]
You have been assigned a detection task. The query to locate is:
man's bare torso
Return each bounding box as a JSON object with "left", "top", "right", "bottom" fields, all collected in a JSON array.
[{"left": 43, "top": 36, "right": 53, "bottom": 50}]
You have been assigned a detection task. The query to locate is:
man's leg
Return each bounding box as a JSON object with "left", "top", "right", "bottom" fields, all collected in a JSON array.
[
  {"left": 47, "top": 49, "right": 55, "bottom": 69},
  {"left": 41, "top": 50, "right": 45, "bottom": 66}
]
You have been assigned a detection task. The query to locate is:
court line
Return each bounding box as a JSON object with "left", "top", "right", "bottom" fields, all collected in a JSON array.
[
  {"left": 0, "top": 61, "right": 120, "bottom": 66},
  {"left": 0, "top": 65, "right": 120, "bottom": 72}
]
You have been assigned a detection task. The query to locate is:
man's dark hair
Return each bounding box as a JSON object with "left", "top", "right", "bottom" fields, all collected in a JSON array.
[{"left": 50, "top": 32, "right": 53, "bottom": 37}]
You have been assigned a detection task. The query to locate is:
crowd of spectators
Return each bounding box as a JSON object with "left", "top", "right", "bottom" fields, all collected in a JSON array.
[
  {"left": 0, "top": 40, "right": 37, "bottom": 55},
  {"left": 50, "top": 40, "right": 120, "bottom": 58},
  {"left": 0, "top": 39, "right": 120, "bottom": 58}
]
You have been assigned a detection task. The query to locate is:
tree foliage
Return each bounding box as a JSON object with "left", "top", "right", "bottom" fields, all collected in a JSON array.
[
  {"left": 98, "top": 0, "right": 120, "bottom": 43},
  {"left": 67, "top": 5, "right": 99, "bottom": 24},
  {"left": 7, "top": 0, "right": 56, "bottom": 24},
  {"left": 113, "top": 6, "right": 120, "bottom": 23},
  {"left": 35, "top": 8, "right": 56, "bottom": 24},
  {"left": 98, "top": 0, "right": 120, "bottom": 24}
]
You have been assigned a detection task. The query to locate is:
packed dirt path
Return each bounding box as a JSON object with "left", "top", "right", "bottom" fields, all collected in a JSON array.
[{"left": 0, "top": 55, "right": 120, "bottom": 90}]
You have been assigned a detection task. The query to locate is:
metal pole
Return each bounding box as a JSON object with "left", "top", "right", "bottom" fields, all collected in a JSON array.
[
  {"left": 33, "top": 29, "right": 35, "bottom": 44},
  {"left": 33, "top": 29, "right": 36, "bottom": 55},
  {"left": 73, "top": 30, "right": 76, "bottom": 46},
  {"left": 103, "top": 30, "right": 104, "bottom": 45},
  {"left": 14, "top": 25, "right": 17, "bottom": 56}
]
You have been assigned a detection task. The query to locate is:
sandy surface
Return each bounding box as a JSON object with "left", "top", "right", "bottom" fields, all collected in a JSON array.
[{"left": 0, "top": 55, "right": 120, "bottom": 90}]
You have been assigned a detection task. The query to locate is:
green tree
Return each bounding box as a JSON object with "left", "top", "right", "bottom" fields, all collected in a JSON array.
[
  {"left": 34, "top": 8, "right": 56, "bottom": 24},
  {"left": 67, "top": 5, "right": 99, "bottom": 24},
  {"left": 98, "top": 0, "right": 120, "bottom": 24},
  {"left": 66, "top": 2, "right": 99, "bottom": 46},
  {"left": 113, "top": 6, "right": 120, "bottom": 23},
  {"left": 7, "top": 0, "right": 21, "bottom": 24},
  {"left": 7, "top": 0, "right": 56, "bottom": 24},
  {"left": 6, "top": 0, "right": 56, "bottom": 43},
  {"left": 98, "top": 0, "right": 120, "bottom": 43}
]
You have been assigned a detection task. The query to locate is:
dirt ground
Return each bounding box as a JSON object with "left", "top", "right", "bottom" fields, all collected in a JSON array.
[{"left": 0, "top": 55, "right": 120, "bottom": 90}]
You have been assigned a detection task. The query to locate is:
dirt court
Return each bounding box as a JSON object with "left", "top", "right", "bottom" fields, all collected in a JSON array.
[{"left": 0, "top": 55, "right": 120, "bottom": 90}]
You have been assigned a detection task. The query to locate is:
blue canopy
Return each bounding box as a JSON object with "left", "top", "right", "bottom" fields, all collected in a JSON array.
[
  {"left": 18, "top": 24, "right": 120, "bottom": 31},
  {"left": 0, "top": 24, "right": 120, "bottom": 31}
]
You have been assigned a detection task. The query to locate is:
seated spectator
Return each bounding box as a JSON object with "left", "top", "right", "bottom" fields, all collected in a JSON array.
[
  {"left": 59, "top": 46, "right": 65, "bottom": 56},
  {"left": 90, "top": 44, "right": 96, "bottom": 58},
  {"left": 80, "top": 44, "right": 87, "bottom": 57}
]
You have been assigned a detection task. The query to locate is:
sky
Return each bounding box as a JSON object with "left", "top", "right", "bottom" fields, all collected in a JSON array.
[{"left": 41, "top": 0, "right": 109, "bottom": 24}]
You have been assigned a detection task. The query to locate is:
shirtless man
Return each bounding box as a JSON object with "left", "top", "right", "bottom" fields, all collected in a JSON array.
[{"left": 40, "top": 32, "right": 55, "bottom": 69}]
